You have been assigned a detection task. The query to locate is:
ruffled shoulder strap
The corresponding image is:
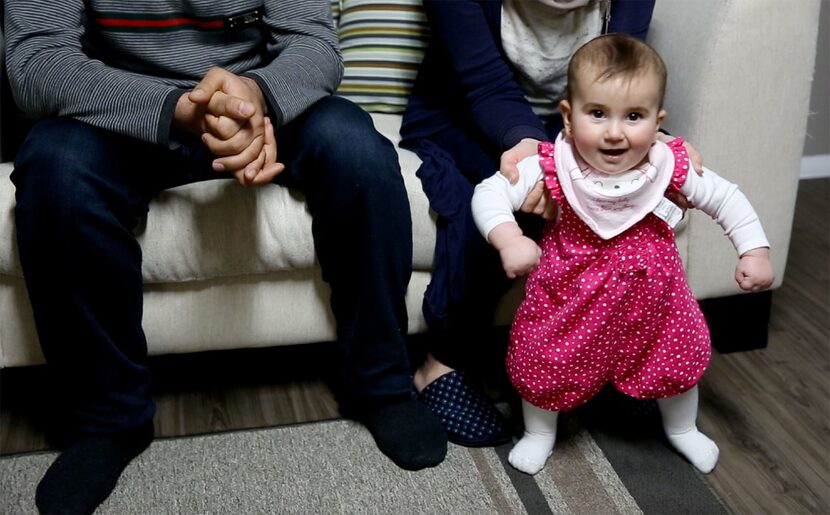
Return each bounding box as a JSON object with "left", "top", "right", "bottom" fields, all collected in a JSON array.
[
  {"left": 667, "top": 137, "right": 691, "bottom": 192},
  {"left": 538, "top": 141, "right": 563, "bottom": 201}
]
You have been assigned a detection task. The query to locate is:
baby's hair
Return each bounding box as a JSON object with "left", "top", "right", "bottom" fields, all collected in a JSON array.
[{"left": 567, "top": 33, "right": 667, "bottom": 107}]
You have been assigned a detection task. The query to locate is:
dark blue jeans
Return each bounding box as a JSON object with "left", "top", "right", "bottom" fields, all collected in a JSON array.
[{"left": 12, "top": 96, "right": 414, "bottom": 435}]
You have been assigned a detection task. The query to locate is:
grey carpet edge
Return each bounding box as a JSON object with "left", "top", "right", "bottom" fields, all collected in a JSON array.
[{"left": 1, "top": 416, "right": 730, "bottom": 515}]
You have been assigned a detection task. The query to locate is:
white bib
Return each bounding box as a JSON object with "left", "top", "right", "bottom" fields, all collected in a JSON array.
[{"left": 554, "top": 133, "right": 675, "bottom": 239}]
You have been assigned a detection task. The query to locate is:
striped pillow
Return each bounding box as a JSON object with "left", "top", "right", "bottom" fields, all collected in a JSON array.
[
  {"left": 330, "top": 0, "right": 341, "bottom": 27},
  {"left": 333, "top": 0, "right": 430, "bottom": 113}
]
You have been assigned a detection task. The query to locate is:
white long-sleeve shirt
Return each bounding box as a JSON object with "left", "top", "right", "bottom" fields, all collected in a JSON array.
[{"left": 472, "top": 150, "right": 770, "bottom": 257}]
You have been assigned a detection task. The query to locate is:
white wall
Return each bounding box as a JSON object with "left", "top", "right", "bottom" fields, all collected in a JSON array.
[{"left": 802, "top": 0, "right": 829, "bottom": 179}]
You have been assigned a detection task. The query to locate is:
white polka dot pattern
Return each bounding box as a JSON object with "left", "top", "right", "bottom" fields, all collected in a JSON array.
[{"left": 508, "top": 140, "right": 710, "bottom": 412}]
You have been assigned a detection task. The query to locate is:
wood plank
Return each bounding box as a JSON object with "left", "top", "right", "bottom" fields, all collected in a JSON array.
[{"left": 697, "top": 178, "right": 830, "bottom": 513}]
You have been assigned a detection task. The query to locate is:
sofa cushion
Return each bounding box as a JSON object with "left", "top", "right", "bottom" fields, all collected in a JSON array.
[
  {"left": 0, "top": 114, "right": 437, "bottom": 283},
  {"left": 333, "top": 0, "right": 430, "bottom": 113}
]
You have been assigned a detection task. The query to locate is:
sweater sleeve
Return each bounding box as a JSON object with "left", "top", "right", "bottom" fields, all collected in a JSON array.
[
  {"left": 243, "top": 0, "right": 343, "bottom": 128},
  {"left": 4, "top": 0, "right": 342, "bottom": 144},
  {"left": 472, "top": 155, "right": 544, "bottom": 240},
  {"left": 680, "top": 166, "right": 770, "bottom": 256},
  {"left": 4, "top": 0, "right": 183, "bottom": 145},
  {"left": 421, "top": 0, "right": 547, "bottom": 149},
  {"left": 607, "top": 0, "right": 655, "bottom": 40}
]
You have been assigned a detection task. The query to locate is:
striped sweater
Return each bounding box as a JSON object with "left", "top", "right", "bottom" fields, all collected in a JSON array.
[{"left": 4, "top": 0, "right": 343, "bottom": 145}]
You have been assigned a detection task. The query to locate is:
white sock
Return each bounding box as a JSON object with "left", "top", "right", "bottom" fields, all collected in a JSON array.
[
  {"left": 509, "top": 400, "right": 558, "bottom": 475},
  {"left": 657, "top": 386, "right": 719, "bottom": 473}
]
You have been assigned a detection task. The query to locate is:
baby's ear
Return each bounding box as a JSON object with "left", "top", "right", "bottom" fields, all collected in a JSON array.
[
  {"left": 655, "top": 109, "right": 667, "bottom": 134},
  {"left": 559, "top": 100, "right": 573, "bottom": 136}
]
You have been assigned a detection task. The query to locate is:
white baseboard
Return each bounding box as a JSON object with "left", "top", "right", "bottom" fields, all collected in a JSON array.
[{"left": 801, "top": 154, "right": 830, "bottom": 179}]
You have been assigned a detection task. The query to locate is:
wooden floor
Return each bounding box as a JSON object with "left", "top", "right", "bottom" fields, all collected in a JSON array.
[
  {"left": 2, "top": 179, "right": 828, "bottom": 514},
  {"left": 696, "top": 177, "right": 830, "bottom": 514}
]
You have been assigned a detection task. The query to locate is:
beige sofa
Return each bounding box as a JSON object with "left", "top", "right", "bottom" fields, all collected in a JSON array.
[{"left": 0, "top": 0, "right": 821, "bottom": 368}]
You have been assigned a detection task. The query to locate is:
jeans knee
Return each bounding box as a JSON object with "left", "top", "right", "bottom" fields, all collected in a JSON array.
[
  {"left": 12, "top": 119, "right": 130, "bottom": 233},
  {"left": 303, "top": 96, "right": 375, "bottom": 147},
  {"left": 16, "top": 119, "right": 88, "bottom": 189},
  {"left": 303, "top": 97, "right": 403, "bottom": 189}
]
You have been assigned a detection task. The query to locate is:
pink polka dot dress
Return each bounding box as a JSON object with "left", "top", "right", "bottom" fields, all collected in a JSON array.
[{"left": 507, "top": 140, "right": 711, "bottom": 412}]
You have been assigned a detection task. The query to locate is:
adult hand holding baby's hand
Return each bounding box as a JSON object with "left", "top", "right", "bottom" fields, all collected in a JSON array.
[
  {"left": 521, "top": 180, "right": 558, "bottom": 220},
  {"left": 735, "top": 247, "right": 774, "bottom": 292},
  {"left": 500, "top": 138, "right": 540, "bottom": 184},
  {"left": 657, "top": 134, "right": 703, "bottom": 209},
  {"left": 500, "top": 138, "right": 557, "bottom": 220}
]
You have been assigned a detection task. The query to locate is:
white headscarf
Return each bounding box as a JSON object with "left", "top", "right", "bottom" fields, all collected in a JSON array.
[{"left": 501, "top": 0, "right": 603, "bottom": 116}]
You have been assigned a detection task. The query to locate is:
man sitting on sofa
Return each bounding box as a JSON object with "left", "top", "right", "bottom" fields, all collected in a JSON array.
[{"left": 4, "top": 0, "right": 447, "bottom": 512}]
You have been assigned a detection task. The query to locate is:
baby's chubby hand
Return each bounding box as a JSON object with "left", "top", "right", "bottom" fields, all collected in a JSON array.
[
  {"left": 499, "top": 236, "right": 541, "bottom": 278},
  {"left": 488, "top": 222, "right": 541, "bottom": 279},
  {"left": 735, "top": 247, "right": 774, "bottom": 292}
]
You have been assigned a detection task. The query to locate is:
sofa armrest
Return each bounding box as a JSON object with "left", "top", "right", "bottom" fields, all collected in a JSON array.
[{"left": 648, "top": 0, "right": 820, "bottom": 298}]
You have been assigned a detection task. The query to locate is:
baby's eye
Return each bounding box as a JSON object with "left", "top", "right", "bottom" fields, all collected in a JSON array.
[
  {"left": 590, "top": 109, "right": 604, "bottom": 119},
  {"left": 626, "top": 112, "right": 643, "bottom": 121}
]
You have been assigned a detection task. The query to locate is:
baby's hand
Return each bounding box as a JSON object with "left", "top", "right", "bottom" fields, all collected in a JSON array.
[
  {"left": 735, "top": 247, "right": 774, "bottom": 292},
  {"left": 500, "top": 235, "right": 541, "bottom": 279},
  {"left": 488, "top": 222, "right": 541, "bottom": 278}
]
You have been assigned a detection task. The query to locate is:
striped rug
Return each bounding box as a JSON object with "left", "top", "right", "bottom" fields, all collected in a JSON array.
[{"left": 0, "top": 414, "right": 727, "bottom": 514}]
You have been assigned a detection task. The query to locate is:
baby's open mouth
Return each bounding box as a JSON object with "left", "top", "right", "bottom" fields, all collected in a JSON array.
[{"left": 601, "top": 148, "right": 627, "bottom": 156}]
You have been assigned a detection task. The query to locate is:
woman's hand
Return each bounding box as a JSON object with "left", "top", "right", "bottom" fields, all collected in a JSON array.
[
  {"left": 521, "top": 180, "right": 557, "bottom": 219},
  {"left": 500, "top": 138, "right": 540, "bottom": 184},
  {"left": 658, "top": 133, "right": 704, "bottom": 209},
  {"left": 499, "top": 138, "right": 556, "bottom": 219}
]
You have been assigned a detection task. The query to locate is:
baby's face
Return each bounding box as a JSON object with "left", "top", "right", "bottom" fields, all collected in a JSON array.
[{"left": 562, "top": 72, "right": 665, "bottom": 174}]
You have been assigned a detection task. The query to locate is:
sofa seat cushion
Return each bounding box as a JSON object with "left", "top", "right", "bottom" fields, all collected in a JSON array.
[{"left": 0, "top": 114, "right": 437, "bottom": 284}]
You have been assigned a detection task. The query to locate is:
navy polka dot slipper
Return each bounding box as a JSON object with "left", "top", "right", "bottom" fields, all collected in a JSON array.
[{"left": 416, "top": 370, "right": 511, "bottom": 447}]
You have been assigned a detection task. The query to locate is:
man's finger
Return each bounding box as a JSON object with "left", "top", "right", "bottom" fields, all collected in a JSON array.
[
  {"left": 211, "top": 135, "right": 265, "bottom": 172},
  {"left": 204, "top": 113, "right": 244, "bottom": 140},
  {"left": 202, "top": 127, "right": 259, "bottom": 157},
  {"left": 249, "top": 163, "right": 286, "bottom": 186},
  {"left": 263, "top": 116, "right": 278, "bottom": 164},
  {"left": 243, "top": 149, "right": 267, "bottom": 182},
  {"left": 249, "top": 118, "right": 284, "bottom": 185},
  {"left": 190, "top": 67, "right": 232, "bottom": 105},
  {"left": 205, "top": 91, "right": 255, "bottom": 120},
  {"left": 232, "top": 168, "right": 248, "bottom": 186}
]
